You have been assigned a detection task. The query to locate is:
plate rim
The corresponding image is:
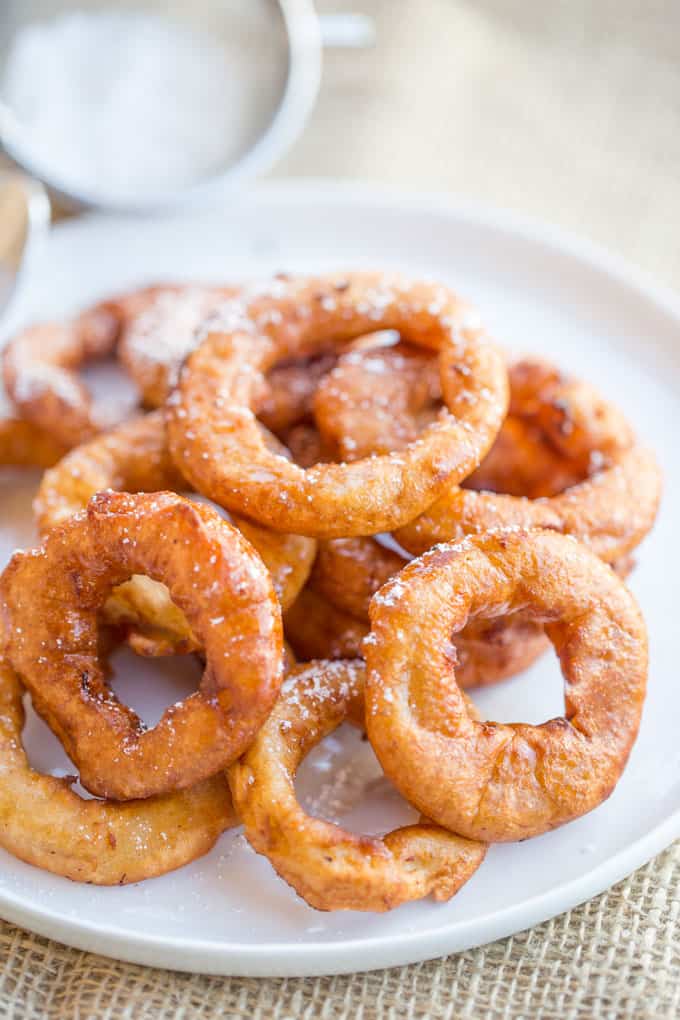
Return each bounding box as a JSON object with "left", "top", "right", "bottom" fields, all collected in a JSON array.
[
  {"left": 2, "top": 178, "right": 678, "bottom": 977},
  {"left": 0, "top": 810, "right": 677, "bottom": 977}
]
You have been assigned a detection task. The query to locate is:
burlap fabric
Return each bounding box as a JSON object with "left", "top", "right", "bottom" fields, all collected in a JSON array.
[
  {"left": 1, "top": 843, "right": 678, "bottom": 1018},
  {"left": 2, "top": 0, "right": 679, "bottom": 1016}
]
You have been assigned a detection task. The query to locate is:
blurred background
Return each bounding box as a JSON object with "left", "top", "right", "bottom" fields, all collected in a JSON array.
[
  {"left": 280, "top": 1, "right": 680, "bottom": 287},
  {"left": 2, "top": 0, "right": 679, "bottom": 286}
]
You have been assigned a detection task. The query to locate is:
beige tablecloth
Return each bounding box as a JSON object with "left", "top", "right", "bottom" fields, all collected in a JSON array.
[{"left": 2, "top": 1, "right": 680, "bottom": 1016}]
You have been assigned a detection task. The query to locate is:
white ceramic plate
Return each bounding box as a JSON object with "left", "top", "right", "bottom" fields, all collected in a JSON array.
[{"left": 0, "top": 182, "right": 678, "bottom": 977}]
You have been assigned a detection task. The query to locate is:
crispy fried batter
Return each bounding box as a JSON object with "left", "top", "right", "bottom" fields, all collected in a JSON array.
[
  {"left": 313, "top": 348, "right": 659, "bottom": 560},
  {"left": 310, "top": 537, "right": 407, "bottom": 621},
  {"left": 120, "top": 286, "right": 347, "bottom": 432},
  {"left": 290, "top": 552, "right": 550, "bottom": 691},
  {"left": 284, "top": 586, "right": 369, "bottom": 662},
  {"left": 0, "top": 417, "right": 68, "bottom": 468},
  {"left": 397, "top": 445, "right": 661, "bottom": 562},
  {"left": 314, "top": 342, "right": 442, "bottom": 461},
  {"left": 35, "top": 412, "right": 316, "bottom": 655},
  {"left": 465, "top": 359, "right": 636, "bottom": 496},
  {"left": 1, "top": 491, "right": 284, "bottom": 800},
  {"left": 166, "top": 273, "right": 508, "bottom": 537},
  {"left": 3, "top": 284, "right": 179, "bottom": 446},
  {"left": 0, "top": 643, "right": 237, "bottom": 884},
  {"left": 229, "top": 659, "right": 486, "bottom": 911},
  {"left": 118, "top": 285, "right": 238, "bottom": 407},
  {"left": 257, "top": 351, "right": 339, "bottom": 434},
  {"left": 315, "top": 351, "right": 634, "bottom": 488},
  {"left": 366, "top": 529, "right": 648, "bottom": 842}
]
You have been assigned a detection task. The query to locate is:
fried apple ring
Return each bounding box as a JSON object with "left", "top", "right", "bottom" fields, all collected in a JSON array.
[
  {"left": 77, "top": 283, "right": 188, "bottom": 352},
  {"left": 287, "top": 568, "right": 547, "bottom": 690},
  {"left": 315, "top": 350, "right": 634, "bottom": 482},
  {"left": 35, "top": 412, "right": 316, "bottom": 655},
  {"left": 465, "top": 416, "right": 587, "bottom": 499},
  {"left": 365, "top": 529, "right": 648, "bottom": 842},
  {"left": 119, "top": 284, "right": 346, "bottom": 430},
  {"left": 492, "top": 359, "right": 634, "bottom": 465},
  {"left": 166, "top": 273, "right": 508, "bottom": 538},
  {"left": 1, "top": 490, "right": 284, "bottom": 800},
  {"left": 2, "top": 284, "right": 182, "bottom": 447},
  {"left": 308, "top": 536, "right": 549, "bottom": 688},
  {"left": 0, "top": 643, "right": 237, "bottom": 884},
  {"left": 397, "top": 444, "right": 661, "bottom": 561},
  {"left": 309, "top": 536, "right": 635, "bottom": 683},
  {"left": 3, "top": 319, "right": 112, "bottom": 446},
  {"left": 229, "top": 659, "right": 486, "bottom": 911},
  {"left": 465, "top": 359, "right": 635, "bottom": 497},
  {"left": 313, "top": 347, "right": 660, "bottom": 560}
]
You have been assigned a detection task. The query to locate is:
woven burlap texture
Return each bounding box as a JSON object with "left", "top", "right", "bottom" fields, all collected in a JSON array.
[
  {"left": 2, "top": 0, "right": 680, "bottom": 1016},
  {"left": 0, "top": 841, "right": 678, "bottom": 1019}
]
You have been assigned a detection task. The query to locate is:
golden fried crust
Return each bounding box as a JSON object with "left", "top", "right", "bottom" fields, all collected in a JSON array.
[
  {"left": 0, "top": 417, "right": 68, "bottom": 468},
  {"left": 314, "top": 352, "right": 634, "bottom": 485},
  {"left": 118, "top": 286, "right": 238, "bottom": 407},
  {"left": 287, "top": 569, "right": 548, "bottom": 691},
  {"left": 384, "top": 357, "right": 662, "bottom": 561},
  {"left": 275, "top": 344, "right": 653, "bottom": 690},
  {"left": 1, "top": 491, "right": 284, "bottom": 801},
  {"left": 3, "top": 284, "right": 177, "bottom": 447},
  {"left": 466, "top": 360, "right": 636, "bottom": 496},
  {"left": 281, "top": 423, "right": 335, "bottom": 467},
  {"left": 465, "top": 417, "right": 584, "bottom": 498},
  {"left": 310, "top": 537, "right": 406, "bottom": 621},
  {"left": 166, "top": 272, "right": 508, "bottom": 537},
  {"left": 120, "top": 286, "right": 340, "bottom": 429},
  {"left": 81, "top": 284, "right": 187, "bottom": 351},
  {"left": 309, "top": 536, "right": 550, "bottom": 689},
  {"left": 284, "top": 586, "right": 369, "bottom": 662},
  {"left": 0, "top": 647, "right": 237, "bottom": 884},
  {"left": 314, "top": 342, "right": 442, "bottom": 461},
  {"left": 229, "top": 660, "right": 486, "bottom": 911},
  {"left": 34, "top": 411, "right": 184, "bottom": 530},
  {"left": 396, "top": 445, "right": 662, "bottom": 562},
  {"left": 312, "top": 350, "right": 660, "bottom": 560},
  {"left": 257, "top": 351, "right": 339, "bottom": 434},
  {"left": 35, "top": 412, "right": 316, "bottom": 654},
  {"left": 365, "top": 529, "right": 648, "bottom": 842},
  {"left": 3, "top": 321, "right": 105, "bottom": 447},
  {"left": 501, "top": 360, "right": 635, "bottom": 464}
]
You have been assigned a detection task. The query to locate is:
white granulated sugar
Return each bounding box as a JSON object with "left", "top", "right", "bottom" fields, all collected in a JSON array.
[
  {"left": 359, "top": 356, "right": 392, "bottom": 374},
  {"left": 126, "top": 289, "right": 221, "bottom": 369},
  {"left": 13, "top": 362, "right": 82, "bottom": 409},
  {"left": 2, "top": 7, "right": 286, "bottom": 201}
]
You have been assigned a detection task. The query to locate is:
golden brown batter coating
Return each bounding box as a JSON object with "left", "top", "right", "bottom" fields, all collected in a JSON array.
[
  {"left": 229, "top": 659, "right": 486, "bottom": 911},
  {"left": 366, "top": 529, "right": 648, "bottom": 842},
  {"left": 35, "top": 412, "right": 316, "bottom": 655},
  {"left": 2, "top": 491, "right": 284, "bottom": 801},
  {"left": 166, "top": 272, "right": 508, "bottom": 537},
  {"left": 0, "top": 642, "right": 237, "bottom": 884}
]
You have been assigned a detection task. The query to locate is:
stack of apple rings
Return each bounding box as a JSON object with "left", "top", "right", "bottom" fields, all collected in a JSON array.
[{"left": 0, "top": 271, "right": 660, "bottom": 913}]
